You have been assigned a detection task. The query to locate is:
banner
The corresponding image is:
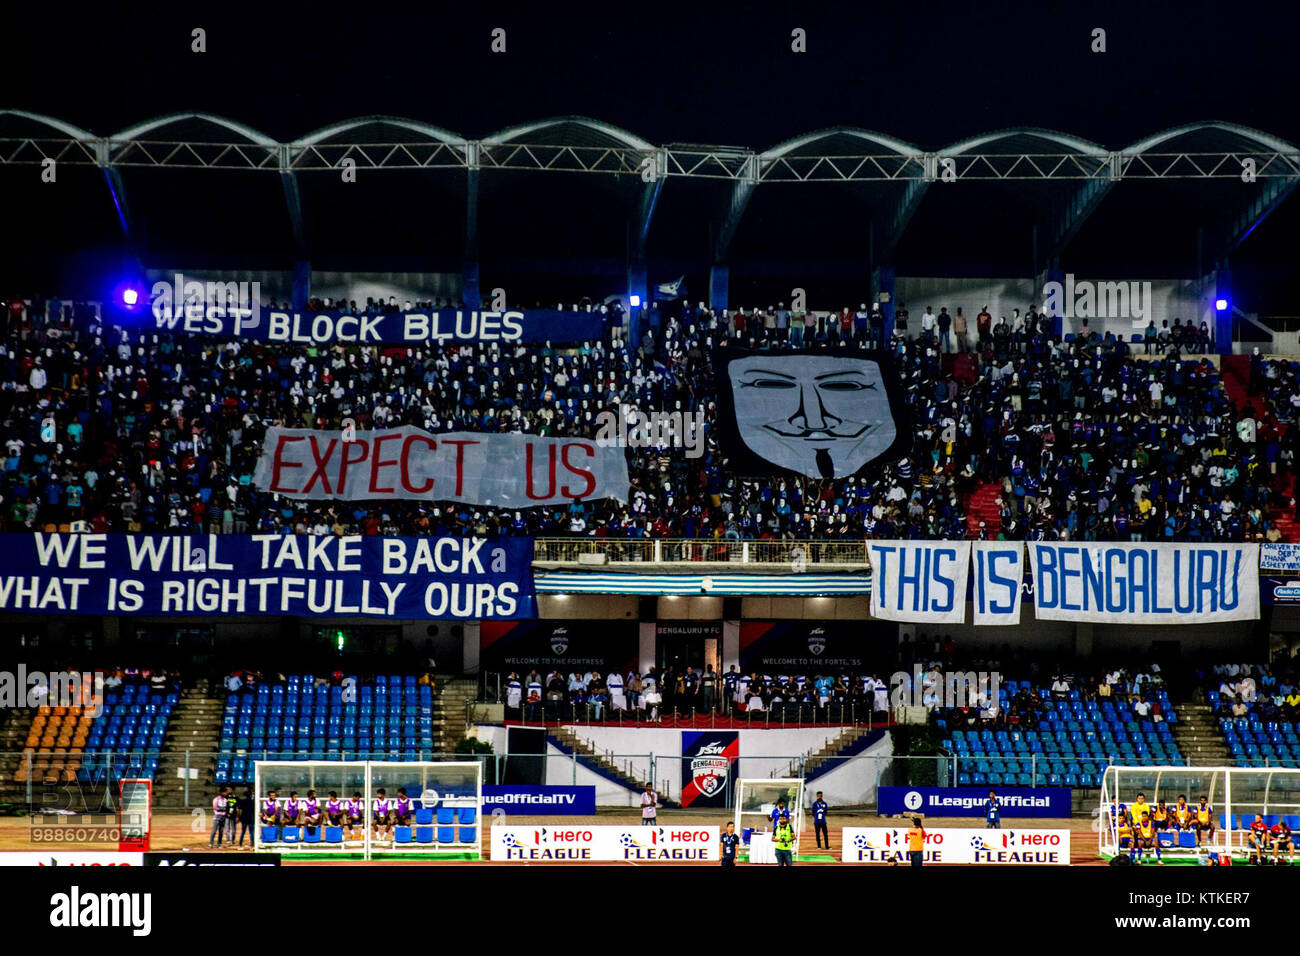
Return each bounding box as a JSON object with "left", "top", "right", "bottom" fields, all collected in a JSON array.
[
  {"left": 713, "top": 348, "right": 910, "bottom": 479},
  {"left": 841, "top": 827, "right": 1069, "bottom": 865},
  {"left": 143, "top": 853, "right": 280, "bottom": 866},
  {"left": 1261, "top": 543, "right": 1300, "bottom": 572},
  {"left": 679, "top": 731, "right": 738, "bottom": 808},
  {"left": 738, "top": 620, "right": 894, "bottom": 672},
  {"left": 478, "top": 620, "right": 638, "bottom": 673},
  {"left": 0, "top": 533, "right": 535, "bottom": 619},
  {"left": 481, "top": 786, "right": 596, "bottom": 816},
  {"left": 153, "top": 307, "right": 605, "bottom": 345},
  {"left": 254, "top": 426, "right": 629, "bottom": 506},
  {"left": 0, "top": 852, "right": 143, "bottom": 866},
  {"left": 972, "top": 541, "right": 1024, "bottom": 625},
  {"left": 1027, "top": 542, "right": 1259, "bottom": 624},
  {"left": 877, "top": 786, "right": 1071, "bottom": 818},
  {"left": 869, "top": 541, "right": 970, "bottom": 624},
  {"left": 1262, "top": 577, "right": 1300, "bottom": 605},
  {"left": 490, "top": 825, "right": 718, "bottom": 861}
]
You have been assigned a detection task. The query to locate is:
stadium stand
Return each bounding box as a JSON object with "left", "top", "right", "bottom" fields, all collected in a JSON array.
[{"left": 1, "top": 295, "right": 1291, "bottom": 545}]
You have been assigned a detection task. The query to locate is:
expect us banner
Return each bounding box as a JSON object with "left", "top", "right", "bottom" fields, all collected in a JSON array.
[
  {"left": 254, "top": 426, "right": 630, "bottom": 507},
  {"left": 0, "top": 533, "right": 536, "bottom": 619}
]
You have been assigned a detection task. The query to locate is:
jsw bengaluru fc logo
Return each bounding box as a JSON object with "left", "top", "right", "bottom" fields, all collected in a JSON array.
[{"left": 691, "top": 742, "right": 730, "bottom": 798}]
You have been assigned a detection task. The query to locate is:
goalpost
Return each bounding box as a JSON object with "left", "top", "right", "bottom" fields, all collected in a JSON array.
[
  {"left": 1099, "top": 764, "right": 1300, "bottom": 862},
  {"left": 118, "top": 779, "right": 152, "bottom": 852},
  {"left": 735, "top": 778, "right": 805, "bottom": 861},
  {"left": 253, "top": 760, "right": 484, "bottom": 861}
]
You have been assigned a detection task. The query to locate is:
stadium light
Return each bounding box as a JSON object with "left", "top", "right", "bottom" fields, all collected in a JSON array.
[
  {"left": 1215, "top": 298, "right": 1228, "bottom": 312},
  {"left": 629, "top": 294, "right": 641, "bottom": 308},
  {"left": 122, "top": 288, "right": 138, "bottom": 306}
]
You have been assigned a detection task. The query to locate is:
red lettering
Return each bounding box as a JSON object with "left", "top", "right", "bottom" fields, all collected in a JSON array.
[
  {"left": 336, "top": 438, "right": 370, "bottom": 495},
  {"left": 525, "top": 442, "right": 556, "bottom": 500},
  {"left": 441, "top": 440, "right": 479, "bottom": 497},
  {"left": 559, "top": 441, "right": 596, "bottom": 498},
  {"left": 369, "top": 433, "right": 400, "bottom": 494},
  {"left": 269, "top": 435, "right": 305, "bottom": 493},
  {"left": 400, "top": 434, "right": 437, "bottom": 494},
  {"left": 302, "top": 436, "right": 337, "bottom": 494}
]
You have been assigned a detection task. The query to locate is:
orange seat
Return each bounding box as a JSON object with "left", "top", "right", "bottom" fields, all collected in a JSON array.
[
  {"left": 52, "top": 706, "right": 67, "bottom": 717},
  {"left": 60, "top": 770, "right": 77, "bottom": 783},
  {"left": 37, "top": 706, "right": 51, "bottom": 717}
]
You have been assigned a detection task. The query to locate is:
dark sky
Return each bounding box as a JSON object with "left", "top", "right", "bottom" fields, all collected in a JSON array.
[
  {"left": 6, "top": 1, "right": 1298, "bottom": 148},
  {"left": 3, "top": 2, "right": 1298, "bottom": 309}
]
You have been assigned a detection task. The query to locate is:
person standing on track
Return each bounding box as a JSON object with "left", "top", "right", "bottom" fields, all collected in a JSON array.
[
  {"left": 985, "top": 790, "right": 1002, "bottom": 829},
  {"left": 906, "top": 817, "right": 926, "bottom": 867},
  {"left": 641, "top": 782, "right": 658, "bottom": 827},
  {"left": 774, "top": 811, "right": 795, "bottom": 866},
  {"left": 720, "top": 821, "right": 740, "bottom": 867},
  {"left": 811, "top": 791, "right": 829, "bottom": 849}
]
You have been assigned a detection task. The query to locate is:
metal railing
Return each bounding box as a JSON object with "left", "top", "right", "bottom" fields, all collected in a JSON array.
[{"left": 532, "top": 538, "right": 870, "bottom": 567}]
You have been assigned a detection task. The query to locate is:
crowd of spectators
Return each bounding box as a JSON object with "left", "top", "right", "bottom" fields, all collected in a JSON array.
[
  {"left": 0, "top": 292, "right": 1287, "bottom": 543},
  {"left": 1204, "top": 662, "right": 1300, "bottom": 722}
]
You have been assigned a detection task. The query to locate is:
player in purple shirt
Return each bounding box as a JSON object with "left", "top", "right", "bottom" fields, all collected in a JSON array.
[
  {"left": 372, "top": 788, "right": 394, "bottom": 839},
  {"left": 303, "top": 790, "right": 322, "bottom": 827},
  {"left": 325, "top": 792, "right": 344, "bottom": 827},
  {"left": 260, "top": 790, "right": 281, "bottom": 826},
  {"left": 284, "top": 791, "right": 303, "bottom": 826},
  {"left": 346, "top": 792, "right": 365, "bottom": 839},
  {"left": 395, "top": 788, "right": 413, "bottom": 826}
]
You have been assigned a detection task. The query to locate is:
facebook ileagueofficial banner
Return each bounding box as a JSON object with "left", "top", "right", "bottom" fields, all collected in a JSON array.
[
  {"left": 0, "top": 533, "right": 536, "bottom": 619},
  {"left": 868, "top": 541, "right": 970, "bottom": 624},
  {"left": 1261, "top": 543, "right": 1300, "bottom": 571},
  {"left": 877, "top": 786, "right": 1071, "bottom": 818},
  {"left": 1027, "top": 542, "right": 1259, "bottom": 624},
  {"left": 254, "top": 426, "right": 630, "bottom": 506},
  {"left": 153, "top": 307, "right": 605, "bottom": 345},
  {"left": 679, "top": 731, "right": 738, "bottom": 808},
  {"left": 972, "top": 541, "right": 1024, "bottom": 626}
]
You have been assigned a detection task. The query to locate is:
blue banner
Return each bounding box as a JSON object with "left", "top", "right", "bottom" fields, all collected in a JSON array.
[
  {"left": 878, "top": 786, "right": 1072, "bottom": 819},
  {"left": 481, "top": 786, "right": 596, "bottom": 816},
  {"left": 150, "top": 307, "right": 605, "bottom": 345},
  {"left": 0, "top": 533, "right": 536, "bottom": 619}
]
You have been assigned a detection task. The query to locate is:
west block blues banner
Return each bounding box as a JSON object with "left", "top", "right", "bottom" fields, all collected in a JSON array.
[
  {"left": 1027, "top": 542, "right": 1259, "bottom": 624},
  {"left": 868, "top": 541, "right": 970, "bottom": 624},
  {"left": 152, "top": 307, "right": 605, "bottom": 345},
  {"left": 679, "top": 731, "right": 738, "bottom": 808},
  {"left": 972, "top": 541, "right": 1024, "bottom": 626},
  {"left": 254, "top": 426, "right": 630, "bottom": 506},
  {"left": 0, "top": 533, "right": 536, "bottom": 619}
]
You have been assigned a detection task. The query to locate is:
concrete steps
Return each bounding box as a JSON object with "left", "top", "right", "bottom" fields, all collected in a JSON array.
[{"left": 1173, "top": 704, "right": 1232, "bottom": 766}]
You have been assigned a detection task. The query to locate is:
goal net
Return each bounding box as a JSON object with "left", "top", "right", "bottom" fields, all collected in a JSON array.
[
  {"left": 1099, "top": 764, "right": 1300, "bottom": 862},
  {"left": 118, "top": 779, "right": 152, "bottom": 852},
  {"left": 253, "top": 759, "right": 483, "bottom": 860},
  {"left": 735, "top": 778, "right": 805, "bottom": 860}
]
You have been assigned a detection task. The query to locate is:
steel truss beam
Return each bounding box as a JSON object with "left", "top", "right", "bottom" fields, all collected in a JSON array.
[{"left": 3, "top": 137, "right": 1299, "bottom": 181}]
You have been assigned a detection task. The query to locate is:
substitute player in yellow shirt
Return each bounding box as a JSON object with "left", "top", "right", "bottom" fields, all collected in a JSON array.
[
  {"left": 1131, "top": 811, "right": 1164, "bottom": 865},
  {"left": 1194, "top": 796, "right": 1216, "bottom": 846}
]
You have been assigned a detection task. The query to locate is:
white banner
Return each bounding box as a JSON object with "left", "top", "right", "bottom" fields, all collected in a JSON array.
[
  {"left": 1028, "top": 542, "right": 1259, "bottom": 624},
  {"left": 868, "top": 541, "right": 970, "bottom": 624},
  {"left": 489, "top": 825, "right": 718, "bottom": 862},
  {"left": 972, "top": 541, "right": 1024, "bottom": 626},
  {"left": 841, "top": 827, "right": 1069, "bottom": 865},
  {"left": 254, "top": 425, "right": 629, "bottom": 506},
  {"left": 1261, "top": 543, "right": 1300, "bottom": 572},
  {"left": 0, "top": 852, "right": 143, "bottom": 866}
]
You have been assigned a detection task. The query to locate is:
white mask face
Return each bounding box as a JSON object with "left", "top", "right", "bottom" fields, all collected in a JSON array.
[{"left": 727, "top": 354, "right": 897, "bottom": 479}]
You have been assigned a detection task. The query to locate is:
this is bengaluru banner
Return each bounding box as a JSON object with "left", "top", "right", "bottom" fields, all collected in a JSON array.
[
  {"left": 254, "top": 426, "right": 630, "bottom": 507},
  {"left": 1027, "top": 541, "right": 1259, "bottom": 624},
  {"left": 153, "top": 307, "right": 605, "bottom": 345},
  {"left": 679, "top": 731, "right": 738, "bottom": 808},
  {"left": 0, "top": 533, "right": 535, "bottom": 619},
  {"left": 868, "top": 541, "right": 970, "bottom": 624}
]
